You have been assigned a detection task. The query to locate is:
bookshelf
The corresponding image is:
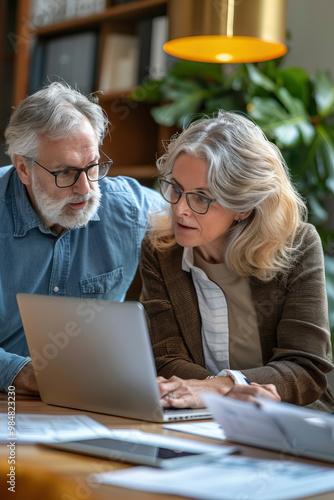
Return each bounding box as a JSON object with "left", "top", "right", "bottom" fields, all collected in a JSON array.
[
  {"left": 0, "top": 0, "right": 17, "bottom": 165},
  {"left": 13, "top": 0, "right": 171, "bottom": 185}
]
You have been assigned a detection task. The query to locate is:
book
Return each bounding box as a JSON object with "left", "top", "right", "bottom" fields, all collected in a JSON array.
[
  {"left": 28, "top": 41, "right": 46, "bottom": 94},
  {"left": 71, "top": 0, "right": 107, "bottom": 19},
  {"left": 32, "top": 31, "right": 98, "bottom": 95},
  {"left": 30, "top": 0, "right": 67, "bottom": 26},
  {"left": 30, "top": 0, "right": 107, "bottom": 26},
  {"left": 111, "top": 0, "right": 141, "bottom": 5},
  {"left": 98, "top": 33, "right": 139, "bottom": 92},
  {"left": 149, "top": 15, "right": 169, "bottom": 80},
  {"left": 136, "top": 18, "right": 153, "bottom": 84},
  {"left": 203, "top": 392, "right": 334, "bottom": 463},
  {"left": 136, "top": 15, "right": 174, "bottom": 84}
]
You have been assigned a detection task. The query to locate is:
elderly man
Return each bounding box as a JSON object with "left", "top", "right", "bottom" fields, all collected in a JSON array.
[{"left": 0, "top": 82, "right": 163, "bottom": 395}]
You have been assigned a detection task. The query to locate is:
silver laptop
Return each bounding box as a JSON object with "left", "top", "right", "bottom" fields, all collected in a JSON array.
[{"left": 16, "top": 293, "right": 211, "bottom": 423}]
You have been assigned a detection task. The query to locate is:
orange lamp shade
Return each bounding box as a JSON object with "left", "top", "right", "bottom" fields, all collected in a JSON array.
[
  {"left": 166, "top": 0, "right": 287, "bottom": 64},
  {"left": 164, "top": 35, "right": 287, "bottom": 64}
]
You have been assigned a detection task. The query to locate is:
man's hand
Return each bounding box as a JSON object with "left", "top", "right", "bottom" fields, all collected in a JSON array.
[
  {"left": 12, "top": 362, "right": 39, "bottom": 396},
  {"left": 157, "top": 375, "right": 234, "bottom": 409},
  {"left": 224, "top": 382, "right": 281, "bottom": 403}
]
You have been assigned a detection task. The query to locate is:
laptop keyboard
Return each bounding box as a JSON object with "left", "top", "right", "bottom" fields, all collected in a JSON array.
[{"left": 163, "top": 407, "right": 212, "bottom": 421}]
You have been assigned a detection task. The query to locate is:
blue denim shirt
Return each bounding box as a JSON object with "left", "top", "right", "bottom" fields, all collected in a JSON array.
[{"left": 0, "top": 166, "right": 164, "bottom": 392}]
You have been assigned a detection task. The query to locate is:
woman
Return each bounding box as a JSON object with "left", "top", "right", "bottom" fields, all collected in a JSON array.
[{"left": 140, "top": 111, "right": 334, "bottom": 411}]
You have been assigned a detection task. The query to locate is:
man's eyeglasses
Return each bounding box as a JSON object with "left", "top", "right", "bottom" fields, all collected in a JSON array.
[
  {"left": 158, "top": 178, "right": 216, "bottom": 215},
  {"left": 32, "top": 151, "right": 113, "bottom": 188}
]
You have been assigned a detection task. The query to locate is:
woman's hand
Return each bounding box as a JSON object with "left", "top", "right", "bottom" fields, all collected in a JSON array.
[
  {"left": 224, "top": 382, "right": 281, "bottom": 403},
  {"left": 157, "top": 375, "right": 234, "bottom": 409}
]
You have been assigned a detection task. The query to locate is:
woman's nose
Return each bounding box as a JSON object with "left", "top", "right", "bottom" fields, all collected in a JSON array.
[{"left": 173, "top": 194, "right": 192, "bottom": 216}]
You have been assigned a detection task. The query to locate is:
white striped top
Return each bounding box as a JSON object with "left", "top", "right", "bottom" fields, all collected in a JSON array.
[
  {"left": 182, "top": 247, "right": 261, "bottom": 384},
  {"left": 182, "top": 247, "right": 230, "bottom": 373}
]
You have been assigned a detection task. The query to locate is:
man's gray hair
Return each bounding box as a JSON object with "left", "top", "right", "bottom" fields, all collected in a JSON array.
[{"left": 5, "top": 82, "right": 109, "bottom": 161}]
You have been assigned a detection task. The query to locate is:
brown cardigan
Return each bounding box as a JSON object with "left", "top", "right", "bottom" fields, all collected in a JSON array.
[{"left": 140, "top": 222, "right": 334, "bottom": 412}]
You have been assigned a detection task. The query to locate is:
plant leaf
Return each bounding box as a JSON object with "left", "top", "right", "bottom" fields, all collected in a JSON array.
[
  {"left": 248, "top": 98, "right": 300, "bottom": 147},
  {"left": 246, "top": 64, "right": 277, "bottom": 92},
  {"left": 324, "top": 255, "right": 334, "bottom": 330},
  {"left": 129, "top": 79, "right": 163, "bottom": 103},
  {"left": 313, "top": 71, "right": 334, "bottom": 117},
  {"left": 205, "top": 94, "right": 244, "bottom": 115},
  {"left": 159, "top": 76, "right": 204, "bottom": 101},
  {"left": 297, "top": 121, "right": 316, "bottom": 145},
  {"left": 273, "top": 124, "right": 300, "bottom": 147},
  {"left": 317, "top": 125, "right": 334, "bottom": 173},
  {"left": 169, "top": 60, "right": 224, "bottom": 83},
  {"left": 150, "top": 91, "right": 204, "bottom": 127},
  {"left": 275, "top": 67, "right": 310, "bottom": 107},
  {"left": 249, "top": 91, "right": 315, "bottom": 147},
  {"left": 307, "top": 195, "right": 329, "bottom": 225}
]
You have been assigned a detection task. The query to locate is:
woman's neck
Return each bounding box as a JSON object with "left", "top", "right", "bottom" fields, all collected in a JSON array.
[{"left": 194, "top": 246, "right": 223, "bottom": 264}]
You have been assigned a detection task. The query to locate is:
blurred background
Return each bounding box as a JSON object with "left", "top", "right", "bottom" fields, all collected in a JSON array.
[
  {"left": 1, "top": 0, "right": 334, "bottom": 164},
  {"left": 2, "top": 0, "right": 334, "bottom": 346}
]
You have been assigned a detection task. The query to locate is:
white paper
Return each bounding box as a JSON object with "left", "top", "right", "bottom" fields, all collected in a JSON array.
[
  {"left": 0, "top": 414, "right": 236, "bottom": 455},
  {"left": 90, "top": 455, "right": 334, "bottom": 500},
  {"left": 259, "top": 398, "right": 334, "bottom": 460},
  {"left": 202, "top": 393, "right": 286, "bottom": 450},
  {"left": 164, "top": 421, "right": 226, "bottom": 440},
  {"left": 202, "top": 393, "right": 334, "bottom": 462},
  {"left": 0, "top": 414, "right": 122, "bottom": 444}
]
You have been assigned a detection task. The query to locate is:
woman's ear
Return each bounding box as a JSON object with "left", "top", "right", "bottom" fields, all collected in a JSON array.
[
  {"left": 235, "top": 209, "right": 253, "bottom": 223},
  {"left": 14, "top": 155, "right": 32, "bottom": 186}
]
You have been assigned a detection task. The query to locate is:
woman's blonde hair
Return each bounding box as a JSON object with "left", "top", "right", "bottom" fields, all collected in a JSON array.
[{"left": 149, "top": 111, "right": 307, "bottom": 281}]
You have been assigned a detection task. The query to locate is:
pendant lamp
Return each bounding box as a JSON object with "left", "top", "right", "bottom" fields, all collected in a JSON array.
[{"left": 165, "top": 0, "right": 287, "bottom": 64}]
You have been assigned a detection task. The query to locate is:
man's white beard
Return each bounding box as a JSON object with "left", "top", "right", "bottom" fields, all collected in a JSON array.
[{"left": 31, "top": 171, "right": 102, "bottom": 229}]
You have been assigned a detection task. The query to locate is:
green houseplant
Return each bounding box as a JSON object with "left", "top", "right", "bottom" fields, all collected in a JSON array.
[{"left": 131, "top": 59, "right": 334, "bottom": 334}]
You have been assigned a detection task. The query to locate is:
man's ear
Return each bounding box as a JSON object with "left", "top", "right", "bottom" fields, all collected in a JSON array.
[{"left": 14, "top": 155, "right": 32, "bottom": 186}]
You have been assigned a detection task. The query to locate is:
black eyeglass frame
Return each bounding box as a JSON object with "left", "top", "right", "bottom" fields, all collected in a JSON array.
[
  {"left": 158, "top": 178, "right": 217, "bottom": 215},
  {"left": 32, "top": 151, "right": 113, "bottom": 188}
]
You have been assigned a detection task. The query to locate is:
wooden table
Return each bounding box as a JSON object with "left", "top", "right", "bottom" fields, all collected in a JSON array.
[{"left": 1, "top": 393, "right": 334, "bottom": 500}]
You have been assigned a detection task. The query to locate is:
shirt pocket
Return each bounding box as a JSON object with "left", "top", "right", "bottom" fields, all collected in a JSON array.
[{"left": 79, "top": 268, "right": 123, "bottom": 299}]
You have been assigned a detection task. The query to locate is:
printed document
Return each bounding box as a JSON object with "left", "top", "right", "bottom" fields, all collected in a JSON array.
[
  {"left": 202, "top": 393, "right": 334, "bottom": 462},
  {"left": 91, "top": 455, "right": 334, "bottom": 500}
]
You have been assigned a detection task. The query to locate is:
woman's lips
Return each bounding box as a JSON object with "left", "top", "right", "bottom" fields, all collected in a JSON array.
[{"left": 176, "top": 222, "right": 196, "bottom": 231}]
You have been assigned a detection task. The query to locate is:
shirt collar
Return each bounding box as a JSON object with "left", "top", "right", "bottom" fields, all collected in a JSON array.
[
  {"left": 182, "top": 246, "right": 195, "bottom": 272},
  {"left": 182, "top": 246, "right": 212, "bottom": 282}
]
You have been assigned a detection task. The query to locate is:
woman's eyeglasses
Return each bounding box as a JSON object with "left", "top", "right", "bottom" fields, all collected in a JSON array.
[{"left": 158, "top": 178, "right": 216, "bottom": 215}]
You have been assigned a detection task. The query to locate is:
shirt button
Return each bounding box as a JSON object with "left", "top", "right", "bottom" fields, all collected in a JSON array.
[{"left": 54, "top": 286, "right": 59, "bottom": 293}]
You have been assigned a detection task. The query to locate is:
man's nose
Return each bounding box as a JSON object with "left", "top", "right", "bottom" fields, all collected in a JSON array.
[{"left": 72, "top": 171, "right": 90, "bottom": 195}]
